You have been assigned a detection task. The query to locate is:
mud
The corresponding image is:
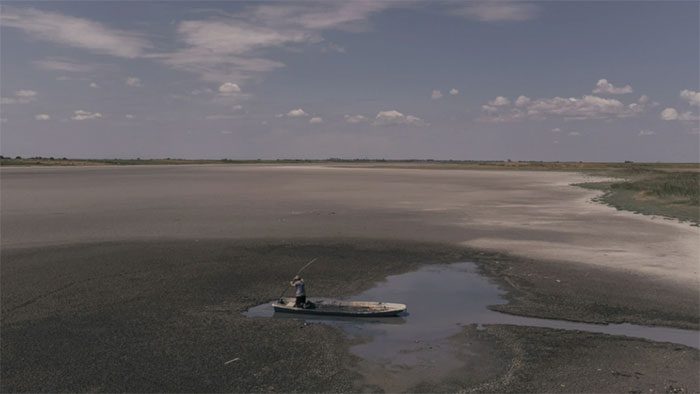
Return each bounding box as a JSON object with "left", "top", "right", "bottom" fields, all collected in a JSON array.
[{"left": 2, "top": 240, "right": 698, "bottom": 392}]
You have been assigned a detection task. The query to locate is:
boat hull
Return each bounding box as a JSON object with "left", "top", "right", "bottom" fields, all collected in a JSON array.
[{"left": 272, "top": 297, "right": 406, "bottom": 317}]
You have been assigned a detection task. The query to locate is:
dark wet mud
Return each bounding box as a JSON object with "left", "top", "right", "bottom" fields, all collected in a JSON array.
[{"left": 3, "top": 240, "right": 698, "bottom": 392}]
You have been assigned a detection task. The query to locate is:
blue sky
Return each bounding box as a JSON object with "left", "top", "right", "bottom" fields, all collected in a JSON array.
[{"left": 1, "top": 1, "right": 698, "bottom": 161}]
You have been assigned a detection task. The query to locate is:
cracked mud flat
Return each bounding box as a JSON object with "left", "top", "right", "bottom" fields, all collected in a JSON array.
[{"left": 2, "top": 165, "right": 698, "bottom": 392}]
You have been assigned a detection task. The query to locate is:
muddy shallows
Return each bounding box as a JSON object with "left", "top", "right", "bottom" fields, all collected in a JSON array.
[{"left": 246, "top": 262, "right": 699, "bottom": 391}]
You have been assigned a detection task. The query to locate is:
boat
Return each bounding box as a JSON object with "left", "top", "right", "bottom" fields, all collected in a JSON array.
[{"left": 272, "top": 297, "right": 406, "bottom": 317}]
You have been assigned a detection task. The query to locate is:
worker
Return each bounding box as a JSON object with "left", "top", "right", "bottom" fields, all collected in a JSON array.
[{"left": 290, "top": 275, "right": 306, "bottom": 308}]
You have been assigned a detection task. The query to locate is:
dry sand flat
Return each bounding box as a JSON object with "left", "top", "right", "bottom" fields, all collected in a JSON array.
[{"left": 2, "top": 165, "right": 697, "bottom": 288}]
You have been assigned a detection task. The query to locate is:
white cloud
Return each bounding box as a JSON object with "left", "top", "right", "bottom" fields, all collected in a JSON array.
[
  {"left": 1, "top": 89, "right": 37, "bottom": 104},
  {"left": 286, "top": 108, "right": 309, "bottom": 117},
  {"left": 449, "top": 88, "right": 459, "bottom": 96},
  {"left": 90, "top": 82, "right": 99, "bottom": 88},
  {"left": 125, "top": 114, "right": 134, "bottom": 119},
  {"left": 4, "top": 4, "right": 392, "bottom": 88},
  {"left": 218, "top": 82, "right": 241, "bottom": 94},
  {"left": 344, "top": 114, "right": 368, "bottom": 124},
  {"left": 373, "top": 110, "right": 426, "bottom": 126},
  {"left": 320, "top": 42, "right": 346, "bottom": 53},
  {"left": 71, "top": 110, "right": 102, "bottom": 120},
  {"left": 515, "top": 95, "right": 531, "bottom": 107},
  {"left": 34, "top": 114, "right": 50, "bottom": 120},
  {"left": 149, "top": 19, "right": 313, "bottom": 82},
  {"left": 451, "top": 3, "right": 540, "bottom": 22},
  {"left": 481, "top": 94, "right": 649, "bottom": 122},
  {"left": 551, "top": 127, "right": 561, "bottom": 132},
  {"left": 660, "top": 108, "right": 679, "bottom": 120},
  {"left": 33, "top": 58, "right": 95, "bottom": 73},
  {"left": 638, "top": 95, "right": 650, "bottom": 104},
  {"left": 249, "top": 2, "right": 391, "bottom": 31},
  {"left": 528, "top": 95, "right": 639, "bottom": 119},
  {"left": 309, "top": 116, "right": 323, "bottom": 124},
  {"left": 126, "top": 77, "right": 142, "bottom": 87},
  {"left": 660, "top": 107, "right": 699, "bottom": 121},
  {"left": 0, "top": 7, "right": 150, "bottom": 58},
  {"left": 431, "top": 90, "right": 443, "bottom": 100},
  {"left": 151, "top": 3, "right": 391, "bottom": 82},
  {"left": 374, "top": 110, "right": 404, "bottom": 124},
  {"left": 152, "top": 43, "right": 288, "bottom": 83},
  {"left": 177, "top": 20, "right": 310, "bottom": 55},
  {"left": 232, "top": 105, "right": 243, "bottom": 111},
  {"left": 680, "top": 89, "right": 700, "bottom": 106},
  {"left": 15, "top": 90, "right": 37, "bottom": 98},
  {"left": 568, "top": 131, "right": 581, "bottom": 136},
  {"left": 661, "top": 108, "right": 678, "bottom": 120},
  {"left": 592, "top": 79, "right": 633, "bottom": 95},
  {"left": 638, "top": 129, "right": 655, "bottom": 136},
  {"left": 488, "top": 96, "right": 511, "bottom": 106}
]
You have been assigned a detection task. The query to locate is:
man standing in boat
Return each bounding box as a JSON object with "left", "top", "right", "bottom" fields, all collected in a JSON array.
[{"left": 290, "top": 275, "right": 306, "bottom": 308}]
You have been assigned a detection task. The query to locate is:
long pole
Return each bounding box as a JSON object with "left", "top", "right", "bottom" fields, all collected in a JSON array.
[
  {"left": 278, "top": 257, "right": 318, "bottom": 300},
  {"left": 294, "top": 257, "right": 318, "bottom": 277}
]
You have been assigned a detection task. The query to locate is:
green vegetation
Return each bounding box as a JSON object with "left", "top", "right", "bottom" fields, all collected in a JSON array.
[{"left": 576, "top": 168, "right": 700, "bottom": 225}]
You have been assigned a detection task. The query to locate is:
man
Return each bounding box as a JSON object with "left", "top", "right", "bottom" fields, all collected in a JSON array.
[{"left": 290, "top": 275, "right": 306, "bottom": 308}]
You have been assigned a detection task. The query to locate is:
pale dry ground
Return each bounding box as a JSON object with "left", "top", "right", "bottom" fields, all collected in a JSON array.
[{"left": 2, "top": 164, "right": 698, "bottom": 289}]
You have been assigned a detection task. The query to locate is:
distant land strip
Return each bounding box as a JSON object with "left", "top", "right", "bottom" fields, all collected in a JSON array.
[{"left": 1, "top": 156, "right": 698, "bottom": 171}]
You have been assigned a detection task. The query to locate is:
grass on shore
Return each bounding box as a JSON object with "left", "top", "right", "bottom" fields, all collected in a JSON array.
[{"left": 576, "top": 168, "right": 700, "bottom": 225}]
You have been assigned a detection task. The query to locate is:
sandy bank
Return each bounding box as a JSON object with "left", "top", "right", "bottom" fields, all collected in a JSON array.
[{"left": 3, "top": 165, "right": 698, "bottom": 289}]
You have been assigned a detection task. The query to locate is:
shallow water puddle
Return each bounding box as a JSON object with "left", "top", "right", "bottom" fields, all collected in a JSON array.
[{"left": 245, "top": 262, "right": 699, "bottom": 390}]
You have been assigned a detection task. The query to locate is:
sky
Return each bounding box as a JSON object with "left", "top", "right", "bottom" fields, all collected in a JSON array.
[{"left": 1, "top": 1, "right": 698, "bottom": 161}]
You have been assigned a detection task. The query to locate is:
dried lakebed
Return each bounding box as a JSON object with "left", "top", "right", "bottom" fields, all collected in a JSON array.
[{"left": 245, "top": 262, "right": 700, "bottom": 391}]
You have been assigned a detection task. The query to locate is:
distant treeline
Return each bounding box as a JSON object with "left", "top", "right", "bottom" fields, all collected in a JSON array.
[{"left": 1, "top": 155, "right": 698, "bottom": 170}]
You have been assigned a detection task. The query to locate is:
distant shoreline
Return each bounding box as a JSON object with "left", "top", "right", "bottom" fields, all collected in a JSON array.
[{"left": 1, "top": 157, "right": 698, "bottom": 170}]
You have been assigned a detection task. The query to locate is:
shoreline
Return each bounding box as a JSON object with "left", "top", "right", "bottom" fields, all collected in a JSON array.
[{"left": 5, "top": 237, "right": 696, "bottom": 330}]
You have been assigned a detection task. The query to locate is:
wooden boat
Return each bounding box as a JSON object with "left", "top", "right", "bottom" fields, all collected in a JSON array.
[{"left": 273, "top": 297, "right": 406, "bottom": 317}]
